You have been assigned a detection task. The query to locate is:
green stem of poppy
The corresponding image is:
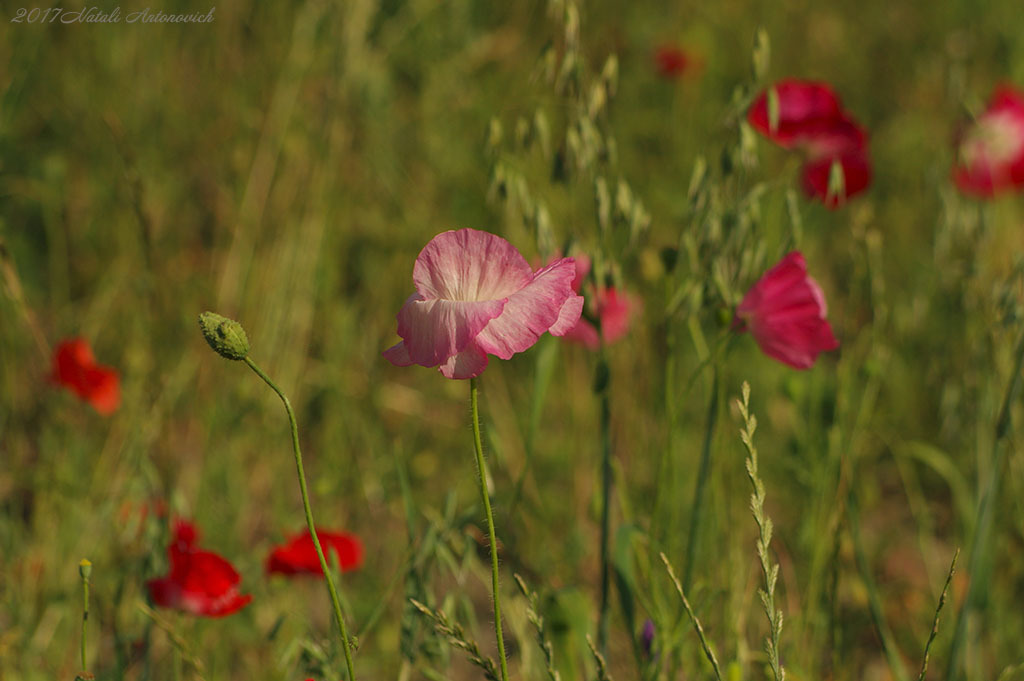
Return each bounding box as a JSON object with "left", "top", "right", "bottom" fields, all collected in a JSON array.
[
  {"left": 79, "top": 559, "right": 91, "bottom": 676},
  {"left": 596, "top": 350, "right": 612, "bottom": 654},
  {"left": 683, "top": 365, "right": 719, "bottom": 592},
  {"left": 244, "top": 357, "right": 357, "bottom": 681},
  {"left": 470, "top": 377, "right": 510, "bottom": 681}
]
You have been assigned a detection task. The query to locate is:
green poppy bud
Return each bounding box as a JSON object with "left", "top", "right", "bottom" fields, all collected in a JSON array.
[{"left": 198, "top": 312, "right": 250, "bottom": 360}]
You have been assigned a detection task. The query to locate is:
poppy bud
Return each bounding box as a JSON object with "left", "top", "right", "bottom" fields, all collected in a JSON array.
[{"left": 198, "top": 312, "right": 250, "bottom": 361}]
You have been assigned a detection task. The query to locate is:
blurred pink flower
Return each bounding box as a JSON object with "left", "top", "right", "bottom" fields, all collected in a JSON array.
[
  {"left": 383, "top": 229, "right": 584, "bottom": 379},
  {"left": 560, "top": 255, "right": 639, "bottom": 349},
  {"left": 953, "top": 85, "right": 1024, "bottom": 197},
  {"left": 734, "top": 252, "right": 839, "bottom": 369},
  {"left": 748, "top": 79, "right": 872, "bottom": 208}
]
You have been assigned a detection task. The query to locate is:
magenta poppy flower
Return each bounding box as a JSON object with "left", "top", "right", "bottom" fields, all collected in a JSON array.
[
  {"left": 50, "top": 338, "right": 120, "bottom": 415},
  {"left": 734, "top": 252, "right": 839, "bottom": 369},
  {"left": 147, "top": 520, "right": 252, "bottom": 617},
  {"left": 266, "top": 530, "right": 363, "bottom": 577},
  {"left": 383, "top": 228, "right": 584, "bottom": 379},
  {"left": 801, "top": 147, "right": 872, "bottom": 208},
  {"left": 749, "top": 79, "right": 871, "bottom": 208},
  {"left": 953, "top": 85, "right": 1024, "bottom": 197},
  {"left": 560, "top": 255, "right": 639, "bottom": 349},
  {"left": 747, "top": 80, "right": 844, "bottom": 147}
]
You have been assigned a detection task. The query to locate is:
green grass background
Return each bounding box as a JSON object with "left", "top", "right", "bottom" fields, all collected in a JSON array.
[{"left": 3, "top": 0, "right": 1024, "bottom": 679}]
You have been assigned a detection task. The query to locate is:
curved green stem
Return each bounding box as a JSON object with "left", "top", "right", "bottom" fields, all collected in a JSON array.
[
  {"left": 245, "top": 357, "right": 357, "bottom": 681},
  {"left": 470, "top": 377, "right": 510, "bottom": 681}
]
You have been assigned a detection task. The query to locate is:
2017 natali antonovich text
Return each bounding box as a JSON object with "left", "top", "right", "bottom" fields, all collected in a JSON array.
[{"left": 10, "top": 7, "right": 216, "bottom": 23}]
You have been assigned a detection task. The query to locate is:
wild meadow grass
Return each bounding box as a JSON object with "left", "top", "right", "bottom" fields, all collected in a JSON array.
[{"left": 3, "top": 1, "right": 1024, "bottom": 680}]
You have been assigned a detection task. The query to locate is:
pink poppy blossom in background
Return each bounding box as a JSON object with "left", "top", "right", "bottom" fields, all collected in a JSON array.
[
  {"left": 266, "top": 530, "right": 363, "bottom": 577},
  {"left": 147, "top": 520, "right": 252, "bottom": 617},
  {"left": 50, "top": 338, "right": 120, "bottom": 415},
  {"left": 953, "top": 85, "right": 1024, "bottom": 197},
  {"left": 747, "top": 80, "right": 844, "bottom": 147},
  {"left": 734, "top": 252, "right": 839, "bottom": 369},
  {"left": 560, "top": 255, "right": 639, "bottom": 349},
  {"left": 748, "top": 79, "right": 872, "bottom": 208},
  {"left": 801, "top": 148, "right": 872, "bottom": 208},
  {"left": 383, "top": 228, "right": 584, "bottom": 379}
]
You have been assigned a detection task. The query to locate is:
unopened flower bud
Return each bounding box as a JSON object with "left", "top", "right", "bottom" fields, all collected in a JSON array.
[
  {"left": 198, "top": 312, "right": 250, "bottom": 360},
  {"left": 78, "top": 558, "right": 92, "bottom": 580}
]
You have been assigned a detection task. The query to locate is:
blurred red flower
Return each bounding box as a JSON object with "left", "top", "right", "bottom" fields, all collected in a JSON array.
[
  {"left": 734, "top": 252, "right": 839, "bottom": 369},
  {"left": 653, "top": 45, "right": 692, "bottom": 79},
  {"left": 147, "top": 520, "right": 252, "bottom": 617},
  {"left": 50, "top": 338, "right": 120, "bottom": 415},
  {"left": 748, "top": 79, "right": 871, "bottom": 207},
  {"left": 559, "top": 254, "right": 639, "bottom": 349},
  {"left": 953, "top": 85, "right": 1024, "bottom": 197},
  {"left": 266, "top": 530, "right": 363, "bottom": 577}
]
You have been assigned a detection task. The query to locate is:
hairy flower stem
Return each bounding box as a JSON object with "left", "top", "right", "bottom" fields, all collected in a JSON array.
[
  {"left": 470, "top": 377, "right": 510, "bottom": 681},
  {"left": 244, "top": 357, "right": 357, "bottom": 681},
  {"left": 596, "top": 350, "right": 613, "bottom": 653}
]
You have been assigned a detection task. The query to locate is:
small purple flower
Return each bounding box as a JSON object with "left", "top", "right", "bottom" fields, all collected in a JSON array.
[{"left": 641, "top": 618, "right": 656, "bottom": 658}]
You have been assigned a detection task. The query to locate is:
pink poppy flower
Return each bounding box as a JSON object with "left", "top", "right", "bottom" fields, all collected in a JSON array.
[
  {"left": 147, "top": 520, "right": 252, "bottom": 617},
  {"left": 801, "top": 147, "right": 872, "bottom": 208},
  {"left": 953, "top": 85, "right": 1024, "bottom": 197},
  {"left": 50, "top": 338, "right": 120, "bottom": 415},
  {"left": 383, "top": 228, "right": 584, "bottom": 379},
  {"left": 653, "top": 45, "right": 692, "bottom": 80},
  {"left": 747, "top": 80, "right": 844, "bottom": 148},
  {"left": 749, "top": 79, "right": 872, "bottom": 208},
  {"left": 560, "top": 255, "right": 638, "bottom": 349},
  {"left": 734, "top": 252, "right": 839, "bottom": 369},
  {"left": 266, "top": 530, "right": 363, "bottom": 577}
]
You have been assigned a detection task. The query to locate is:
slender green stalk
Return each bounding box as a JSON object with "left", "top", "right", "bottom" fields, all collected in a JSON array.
[
  {"left": 918, "top": 549, "right": 959, "bottom": 681},
  {"left": 660, "top": 552, "right": 723, "bottom": 681},
  {"left": 683, "top": 366, "right": 719, "bottom": 591},
  {"left": 244, "top": 357, "right": 357, "bottom": 681},
  {"left": 470, "top": 377, "right": 510, "bottom": 681},
  {"left": 946, "top": 327, "right": 1024, "bottom": 681},
  {"left": 78, "top": 559, "right": 92, "bottom": 679},
  {"left": 596, "top": 351, "right": 612, "bottom": 653}
]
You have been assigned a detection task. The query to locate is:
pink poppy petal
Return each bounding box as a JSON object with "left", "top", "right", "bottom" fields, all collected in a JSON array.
[
  {"left": 549, "top": 292, "right": 585, "bottom": 337},
  {"left": 382, "top": 340, "right": 414, "bottom": 367},
  {"left": 438, "top": 340, "right": 490, "bottom": 379},
  {"left": 396, "top": 294, "right": 506, "bottom": 367},
  {"left": 474, "top": 258, "right": 580, "bottom": 360},
  {"left": 413, "top": 228, "right": 533, "bottom": 302},
  {"left": 597, "top": 288, "right": 637, "bottom": 343},
  {"left": 953, "top": 89, "right": 1024, "bottom": 197},
  {"left": 561, "top": 318, "right": 601, "bottom": 349}
]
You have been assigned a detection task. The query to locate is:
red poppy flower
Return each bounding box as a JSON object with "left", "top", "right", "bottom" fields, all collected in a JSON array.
[
  {"left": 147, "top": 520, "right": 252, "bottom": 617},
  {"left": 50, "top": 338, "right": 120, "bottom": 415},
  {"left": 748, "top": 79, "right": 872, "bottom": 208},
  {"left": 734, "top": 252, "right": 839, "bottom": 369},
  {"left": 266, "top": 530, "right": 363, "bottom": 577},
  {"left": 653, "top": 45, "right": 692, "bottom": 80},
  {"left": 953, "top": 85, "right": 1024, "bottom": 197}
]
